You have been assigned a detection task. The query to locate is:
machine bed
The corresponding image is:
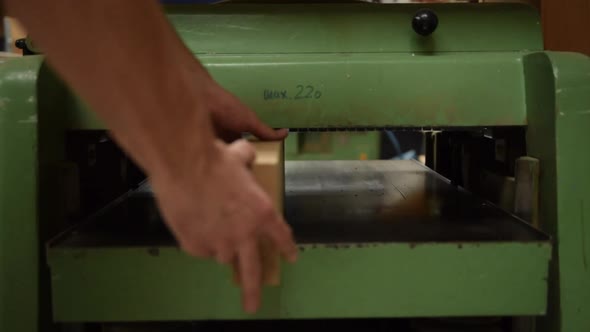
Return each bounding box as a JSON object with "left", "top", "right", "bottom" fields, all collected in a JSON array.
[
  {"left": 53, "top": 160, "right": 545, "bottom": 247},
  {"left": 48, "top": 160, "right": 551, "bottom": 322}
]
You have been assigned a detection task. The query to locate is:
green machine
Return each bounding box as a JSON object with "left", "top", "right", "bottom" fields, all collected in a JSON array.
[{"left": 1, "top": 2, "right": 590, "bottom": 332}]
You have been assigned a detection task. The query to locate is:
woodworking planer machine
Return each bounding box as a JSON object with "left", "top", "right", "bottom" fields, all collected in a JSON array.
[{"left": 1, "top": 2, "right": 590, "bottom": 332}]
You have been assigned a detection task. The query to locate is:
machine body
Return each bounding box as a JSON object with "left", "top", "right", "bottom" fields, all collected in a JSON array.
[{"left": 1, "top": 3, "right": 590, "bottom": 332}]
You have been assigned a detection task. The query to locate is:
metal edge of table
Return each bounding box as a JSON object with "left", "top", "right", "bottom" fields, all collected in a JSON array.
[{"left": 47, "top": 241, "right": 550, "bottom": 322}]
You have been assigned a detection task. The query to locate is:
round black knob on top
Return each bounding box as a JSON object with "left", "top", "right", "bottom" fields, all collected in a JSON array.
[
  {"left": 14, "top": 38, "right": 38, "bottom": 56},
  {"left": 412, "top": 9, "right": 439, "bottom": 36},
  {"left": 15, "top": 39, "right": 27, "bottom": 50}
]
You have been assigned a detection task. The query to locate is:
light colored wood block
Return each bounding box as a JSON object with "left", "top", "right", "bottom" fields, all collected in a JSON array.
[
  {"left": 251, "top": 141, "right": 284, "bottom": 212},
  {"left": 6, "top": 17, "right": 26, "bottom": 54},
  {"left": 233, "top": 141, "right": 284, "bottom": 287}
]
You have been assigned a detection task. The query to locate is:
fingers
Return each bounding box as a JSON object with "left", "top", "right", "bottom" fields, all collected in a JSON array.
[
  {"left": 227, "top": 139, "right": 256, "bottom": 166},
  {"left": 215, "top": 126, "right": 242, "bottom": 143},
  {"left": 237, "top": 241, "right": 262, "bottom": 314},
  {"left": 239, "top": 101, "right": 287, "bottom": 141},
  {"left": 180, "top": 240, "right": 212, "bottom": 260},
  {"left": 248, "top": 116, "right": 289, "bottom": 141},
  {"left": 211, "top": 94, "right": 288, "bottom": 141},
  {"left": 265, "top": 218, "right": 298, "bottom": 263},
  {"left": 215, "top": 245, "right": 235, "bottom": 265}
]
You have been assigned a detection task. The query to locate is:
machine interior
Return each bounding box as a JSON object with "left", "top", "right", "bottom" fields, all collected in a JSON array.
[{"left": 53, "top": 126, "right": 546, "bottom": 249}]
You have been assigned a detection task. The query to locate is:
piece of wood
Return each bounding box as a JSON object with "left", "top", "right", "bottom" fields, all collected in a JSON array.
[
  {"left": 251, "top": 141, "right": 285, "bottom": 213},
  {"left": 514, "top": 157, "right": 540, "bottom": 228},
  {"left": 6, "top": 17, "right": 26, "bottom": 54},
  {"left": 0, "top": 52, "right": 20, "bottom": 58},
  {"left": 482, "top": 0, "right": 590, "bottom": 55},
  {"left": 253, "top": 141, "right": 284, "bottom": 286},
  {"left": 232, "top": 141, "right": 284, "bottom": 287}
]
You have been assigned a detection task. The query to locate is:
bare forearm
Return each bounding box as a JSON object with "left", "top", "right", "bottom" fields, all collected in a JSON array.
[{"left": 4, "top": 0, "right": 215, "bottom": 176}]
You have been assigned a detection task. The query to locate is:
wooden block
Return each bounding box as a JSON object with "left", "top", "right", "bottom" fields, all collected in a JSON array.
[
  {"left": 6, "top": 17, "right": 26, "bottom": 54},
  {"left": 514, "top": 157, "right": 540, "bottom": 228},
  {"left": 251, "top": 141, "right": 284, "bottom": 211},
  {"left": 232, "top": 141, "right": 284, "bottom": 287},
  {"left": 252, "top": 141, "right": 284, "bottom": 286}
]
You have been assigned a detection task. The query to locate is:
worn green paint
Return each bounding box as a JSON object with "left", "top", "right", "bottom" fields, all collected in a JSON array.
[
  {"left": 64, "top": 3, "right": 542, "bottom": 130},
  {"left": 36, "top": 61, "right": 77, "bottom": 332},
  {"left": 523, "top": 52, "right": 560, "bottom": 332},
  {"left": 2, "top": 3, "right": 589, "bottom": 331},
  {"left": 48, "top": 243, "right": 550, "bottom": 322},
  {"left": 550, "top": 53, "right": 590, "bottom": 332},
  {"left": 166, "top": 3, "right": 542, "bottom": 54},
  {"left": 0, "top": 56, "right": 70, "bottom": 332},
  {"left": 67, "top": 52, "right": 530, "bottom": 130},
  {"left": 0, "top": 56, "right": 41, "bottom": 332},
  {"left": 525, "top": 52, "right": 590, "bottom": 332}
]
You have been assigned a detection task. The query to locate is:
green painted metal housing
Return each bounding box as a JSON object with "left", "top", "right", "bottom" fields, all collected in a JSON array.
[
  {"left": 167, "top": 3, "right": 542, "bottom": 54},
  {"left": 1, "top": 3, "right": 590, "bottom": 331},
  {"left": 523, "top": 52, "right": 590, "bottom": 332},
  {"left": 66, "top": 3, "right": 543, "bottom": 130},
  {"left": 68, "top": 52, "right": 533, "bottom": 130},
  {"left": 48, "top": 243, "right": 550, "bottom": 321},
  {"left": 0, "top": 56, "right": 41, "bottom": 332}
]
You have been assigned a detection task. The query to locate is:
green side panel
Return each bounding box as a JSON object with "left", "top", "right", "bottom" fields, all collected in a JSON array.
[
  {"left": 0, "top": 56, "right": 41, "bottom": 332},
  {"left": 525, "top": 52, "right": 590, "bottom": 332},
  {"left": 48, "top": 243, "right": 550, "bottom": 322},
  {"left": 285, "top": 132, "right": 380, "bottom": 160},
  {"left": 165, "top": 3, "right": 542, "bottom": 54},
  {"left": 549, "top": 52, "right": 590, "bottom": 332},
  {"left": 523, "top": 52, "right": 560, "bottom": 332},
  {"left": 66, "top": 53, "right": 529, "bottom": 130}
]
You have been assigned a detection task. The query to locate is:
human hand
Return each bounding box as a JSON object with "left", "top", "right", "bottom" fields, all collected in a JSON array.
[
  {"left": 149, "top": 139, "right": 297, "bottom": 314},
  {"left": 204, "top": 82, "right": 288, "bottom": 142}
]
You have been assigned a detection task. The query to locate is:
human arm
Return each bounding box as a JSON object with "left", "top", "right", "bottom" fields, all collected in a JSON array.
[{"left": 4, "top": 0, "right": 297, "bottom": 313}]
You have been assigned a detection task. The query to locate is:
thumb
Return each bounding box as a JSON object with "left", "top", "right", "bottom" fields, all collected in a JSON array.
[{"left": 228, "top": 139, "right": 256, "bottom": 167}]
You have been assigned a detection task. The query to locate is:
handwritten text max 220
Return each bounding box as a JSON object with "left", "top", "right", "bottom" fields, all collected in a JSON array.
[{"left": 263, "top": 85, "right": 322, "bottom": 101}]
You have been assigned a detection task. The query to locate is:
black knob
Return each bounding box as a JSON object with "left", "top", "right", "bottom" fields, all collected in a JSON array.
[
  {"left": 14, "top": 38, "right": 37, "bottom": 56},
  {"left": 412, "top": 9, "right": 439, "bottom": 36},
  {"left": 14, "top": 38, "right": 27, "bottom": 50}
]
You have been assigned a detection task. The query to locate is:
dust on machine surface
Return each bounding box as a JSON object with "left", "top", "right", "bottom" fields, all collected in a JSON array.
[{"left": 1, "top": 1, "right": 590, "bottom": 332}]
